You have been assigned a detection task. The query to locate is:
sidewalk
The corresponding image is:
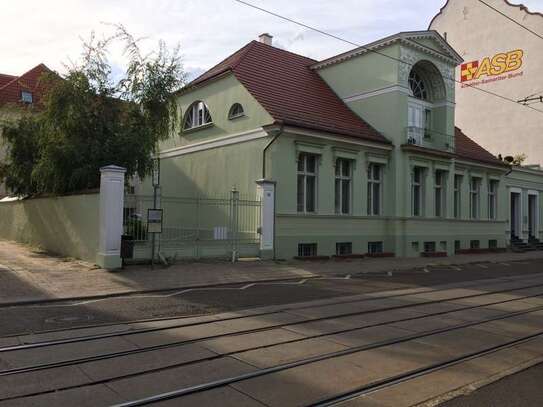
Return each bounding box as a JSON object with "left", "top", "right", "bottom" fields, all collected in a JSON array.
[{"left": 0, "top": 239, "right": 542, "bottom": 306}]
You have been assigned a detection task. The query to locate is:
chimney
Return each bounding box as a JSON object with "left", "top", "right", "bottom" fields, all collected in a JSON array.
[{"left": 258, "top": 33, "right": 273, "bottom": 46}]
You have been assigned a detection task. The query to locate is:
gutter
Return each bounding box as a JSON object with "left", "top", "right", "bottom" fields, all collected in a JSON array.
[{"left": 262, "top": 121, "right": 284, "bottom": 179}]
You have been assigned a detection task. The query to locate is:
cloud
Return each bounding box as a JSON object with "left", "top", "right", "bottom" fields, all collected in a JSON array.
[{"left": 1, "top": 0, "right": 541, "bottom": 77}]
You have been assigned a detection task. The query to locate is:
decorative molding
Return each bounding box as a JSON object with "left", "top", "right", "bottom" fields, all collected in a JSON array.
[
  {"left": 312, "top": 31, "right": 462, "bottom": 71},
  {"left": 366, "top": 152, "right": 389, "bottom": 166},
  {"left": 455, "top": 159, "right": 509, "bottom": 172},
  {"left": 283, "top": 126, "right": 393, "bottom": 152},
  {"left": 159, "top": 128, "right": 268, "bottom": 159},
  {"left": 343, "top": 85, "right": 409, "bottom": 103}
]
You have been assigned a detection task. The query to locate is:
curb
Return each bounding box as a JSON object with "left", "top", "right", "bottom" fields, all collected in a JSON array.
[{"left": 0, "top": 273, "right": 320, "bottom": 308}]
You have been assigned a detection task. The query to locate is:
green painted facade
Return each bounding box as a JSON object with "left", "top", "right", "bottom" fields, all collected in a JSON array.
[
  {"left": 0, "top": 193, "right": 100, "bottom": 262},
  {"left": 149, "top": 32, "right": 543, "bottom": 259}
]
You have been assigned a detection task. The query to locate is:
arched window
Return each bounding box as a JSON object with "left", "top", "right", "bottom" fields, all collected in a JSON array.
[
  {"left": 228, "top": 103, "right": 244, "bottom": 119},
  {"left": 183, "top": 101, "right": 212, "bottom": 130},
  {"left": 408, "top": 69, "right": 428, "bottom": 101}
]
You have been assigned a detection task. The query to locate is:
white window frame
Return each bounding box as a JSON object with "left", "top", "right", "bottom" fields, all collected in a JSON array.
[
  {"left": 488, "top": 180, "right": 499, "bottom": 220},
  {"left": 228, "top": 103, "right": 244, "bottom": 119},
  {"left": 470, "top": 177, "right": 481, "bottom": 219},
  {"left": 434, "top": 170, "right": 446, "bottom": 218},
  {"left": 454, "top": 174, "right": 462, "bottom": 219},
  {"left": 367, "top": 163, "right": 382, "bottom": 216},
  {"left": 412, "top": 167, "right": 424, "bottom": 217},
  {"left": 21, "top": 90, "right": 33, "bottom": 104},
  {"left": 297, "top": 153, "right": 318, "bottom": 213},
  {"left": 183, "top": 101, "right": 212, "bottom": 130},
  {"left": 335, "top": 158, "right": 352, "bottom": 215}
]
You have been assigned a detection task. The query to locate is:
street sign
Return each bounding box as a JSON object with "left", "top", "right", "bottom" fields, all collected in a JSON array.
[{"left": 147, "top": 209, "right": 163, "bottom": 233}]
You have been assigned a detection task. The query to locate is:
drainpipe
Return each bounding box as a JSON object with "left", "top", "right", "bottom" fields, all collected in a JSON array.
[{"left": 262, "top": 122, "right": 284, "bottom": 179}]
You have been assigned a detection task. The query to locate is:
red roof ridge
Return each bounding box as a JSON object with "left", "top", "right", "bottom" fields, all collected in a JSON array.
[
  {"left": 0, "top": 63, "right": 52, "bottom": 107},
  {"left": 0, "top": 63, "right": 51, "bottom": 90},
  {"left": 454, "top": 126, "right": 507, "bottom": 167}
]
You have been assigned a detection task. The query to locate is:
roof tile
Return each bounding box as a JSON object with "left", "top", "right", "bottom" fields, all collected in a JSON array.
[
  {"left": 188, "top": 41, "right": 388, "bottom": 143},
  {"left": 454, "top": 127, "right": 506, "bottom": 166},
  {"left": 0, "top": 64, "right": 51, "bottom": 107}
]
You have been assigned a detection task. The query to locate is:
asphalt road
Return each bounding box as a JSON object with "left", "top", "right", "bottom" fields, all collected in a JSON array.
[
  {"left": 1, "top": 259, "right": 541, "bottom": 337},
  {"left": 442, "top": 362, "right": 543, "bottom": 407}
]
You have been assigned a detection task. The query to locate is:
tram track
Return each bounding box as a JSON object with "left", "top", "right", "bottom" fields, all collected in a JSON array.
[
  {"left": 310, "top": 332, "right": 543, "bottom": 406},
  {"left": 2, "top": 284, "right": 543, "bottom": 403},
  {"left": 1, "top": 268, "right": 537, "bottom": 341},
  {"left": 109, "top": 305, "right": 543, "bottom": 407},
  {"left": 2, "top": 274, "right": 542, "bottom": 354}
]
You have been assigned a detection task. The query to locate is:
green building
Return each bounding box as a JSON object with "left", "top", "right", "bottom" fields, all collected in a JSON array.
[{"left": 143, "top": 31, "right": 543, "bottom": 260}]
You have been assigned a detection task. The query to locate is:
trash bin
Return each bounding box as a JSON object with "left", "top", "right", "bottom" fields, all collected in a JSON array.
[{"left": 121, "top": 235, "right": 134, "bottom": 267}]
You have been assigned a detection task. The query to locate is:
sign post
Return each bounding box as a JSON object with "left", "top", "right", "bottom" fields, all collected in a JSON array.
[{"left": 151, "top": 158, "right": 161, "bottom": 267}]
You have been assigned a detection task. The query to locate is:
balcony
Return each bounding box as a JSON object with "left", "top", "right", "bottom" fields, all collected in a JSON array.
[{"left": 406, "top": 126, "right": 455, "bottom": 153}]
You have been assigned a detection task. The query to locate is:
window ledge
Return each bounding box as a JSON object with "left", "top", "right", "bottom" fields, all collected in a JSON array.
[
  {"left": 228, "top": 113, "right": 246, "bottom": 121},
  {"left": 182, "top": 122, "right": 214, "bottom": 134}
]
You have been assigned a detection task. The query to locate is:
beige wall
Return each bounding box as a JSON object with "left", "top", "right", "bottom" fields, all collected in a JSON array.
[
  {"left": 430, "top": 0, "right": 543, "bottom": 165},
  {"left": 0, "top": 192, "right": 100, "bottom": 263}
]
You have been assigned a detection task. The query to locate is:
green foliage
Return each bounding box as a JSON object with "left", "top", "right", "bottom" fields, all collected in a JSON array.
[
  {"left": 0, "top": 25, "right": 185, "bottom": 196},
  {"left": 512, "top": 153, "right": 527, "bottom": 166}
]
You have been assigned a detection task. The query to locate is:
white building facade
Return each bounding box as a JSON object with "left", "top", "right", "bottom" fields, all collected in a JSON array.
[{"left": 430, "top": 0, "right": 543, "bottom": 166}]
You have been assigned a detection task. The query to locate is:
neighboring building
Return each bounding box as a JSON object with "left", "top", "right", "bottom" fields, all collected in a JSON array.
[
  {"left": 430, "top": 0, "right": 543, "bottom": 165},
  {"left": 140, "top": 31, "right": 543, "bottom": 260},
  {"left": 0, "top": 63, "right": 51, "bottom": 197}
]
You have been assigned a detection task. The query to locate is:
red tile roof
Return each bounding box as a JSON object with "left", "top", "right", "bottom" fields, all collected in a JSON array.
[
  {"left": 0, "top": 64, "right": 51, "bottom": 108},
  {"left": 0, "top": 73, "right": 16, "bottom": 88},
  {"left": 189, "top": 41, "right": 388, "bottom": 144},
  {"left": 454, "top": 127, "right": 506, "bottom": 166},
  {"left": 187, "top": 40, "right": 506, "bottom": 166}
]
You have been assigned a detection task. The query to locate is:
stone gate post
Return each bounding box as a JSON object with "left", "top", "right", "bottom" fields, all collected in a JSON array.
[
  {"left": 256, "top": 179, "right": 276, "bottom": 260},
  {"left": 96, "top": 165, "right": 126, "bottom": 269}
]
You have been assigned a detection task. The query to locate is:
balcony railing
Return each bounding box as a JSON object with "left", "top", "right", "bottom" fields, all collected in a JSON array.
[{"left": 406, "top": 127, "right": 455, "bottom": 153}]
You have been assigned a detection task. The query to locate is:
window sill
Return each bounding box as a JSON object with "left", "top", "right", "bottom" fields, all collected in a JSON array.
[
  {"left": 182, "top": 122, "right": 214, "bottom": 134},
  {"left": 228, "top": 114, "right": 246, "bottom": 121}
]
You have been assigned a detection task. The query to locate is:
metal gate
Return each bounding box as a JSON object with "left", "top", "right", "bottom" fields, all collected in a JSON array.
[{"left": 123, "top": 190, "right": 261, "bottom": 262}]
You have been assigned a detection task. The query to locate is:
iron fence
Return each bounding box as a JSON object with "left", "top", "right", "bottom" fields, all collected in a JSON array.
[{"left": 123, "top": 190, "right": 261, "bottom": 262}]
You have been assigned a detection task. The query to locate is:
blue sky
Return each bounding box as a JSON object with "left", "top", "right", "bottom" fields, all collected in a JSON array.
[{"left": 1, "top": 0, "right": 541, "bottom": 81}]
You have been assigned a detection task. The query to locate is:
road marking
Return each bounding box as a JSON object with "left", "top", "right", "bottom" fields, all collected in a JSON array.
[
  {"left": 500, "top": 263, "right": 511, "bottom": 266},
  {"left": 477, "top": 264, "right": 489, "bottom": 269},
  {"left": 423, "top": 268, "right": 430, "bottom": 273}
]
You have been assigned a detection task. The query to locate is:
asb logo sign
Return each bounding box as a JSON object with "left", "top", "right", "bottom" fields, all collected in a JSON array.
[{"left": 460, "top": 49, "right": 524, "bottom": 84}]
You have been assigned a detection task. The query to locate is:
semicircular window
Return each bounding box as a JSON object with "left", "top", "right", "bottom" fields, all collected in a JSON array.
[
  {"left": 408, "top": 70, "right": 429, "bottom": 101},
  {"left": 184, "top": 101, "right": 212, "bottom": 130},
  {"left": 228, "top": 103, "right": 245, "bottom": 119}
]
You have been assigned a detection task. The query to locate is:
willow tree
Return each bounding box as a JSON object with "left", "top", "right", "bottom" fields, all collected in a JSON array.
[{"left": 0, "top": 25, "right": 185, "bottom": 196}]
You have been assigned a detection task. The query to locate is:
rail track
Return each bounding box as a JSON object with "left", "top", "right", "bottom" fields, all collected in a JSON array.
[
  {"left": 2, "top": 276, "right": 543, "bottom": 404},
  {"left": 110, "top": 305, "right": 543, "bottom": 406},
  {"left": 1, "top": 273, "right": 540, "bottom": 353}
]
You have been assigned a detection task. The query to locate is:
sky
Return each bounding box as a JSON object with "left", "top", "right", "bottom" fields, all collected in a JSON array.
[{"left": 1, "top": 0, "right": 541, "bottom": 81}]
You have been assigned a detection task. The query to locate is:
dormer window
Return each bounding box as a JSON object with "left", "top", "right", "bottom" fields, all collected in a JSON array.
[
  {"left": 21, "top": 91, "right": 33, "bottom": 104},
  {"left": 183, "top": 101, "right": 212, "bottom": 130},
  {"left": 228, "top": 103, "right": 244, "bottom": 119},
  {"left": 408, "top": 70, "right": 428, "bottom": 101}
]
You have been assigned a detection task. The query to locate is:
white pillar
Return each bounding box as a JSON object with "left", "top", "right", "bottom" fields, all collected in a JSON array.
[
  {"left": 256, "top": 179, "right": 276, "bottom": 259},
  {"left": 96, "top": 165, "right": 126, "bottom": 269}
]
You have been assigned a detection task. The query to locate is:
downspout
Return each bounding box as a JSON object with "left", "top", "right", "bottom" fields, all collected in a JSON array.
[
  {"left": 261, "top": 122, "right": 283, "bottom": 261},
  {"left": 262, "top": 122, "right": 284, "bottom": 179}
]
